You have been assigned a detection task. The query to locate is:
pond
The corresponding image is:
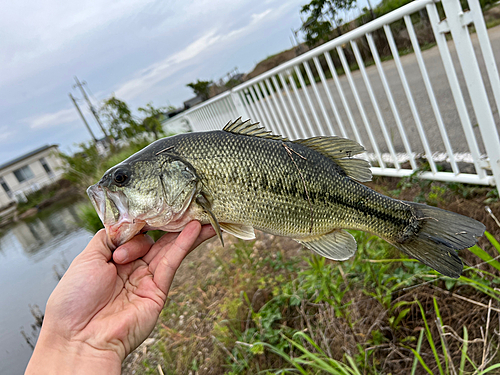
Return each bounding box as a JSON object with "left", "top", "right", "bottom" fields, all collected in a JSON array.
[{"left": 0, "top": 201, "right": 93, "bottom": 374}]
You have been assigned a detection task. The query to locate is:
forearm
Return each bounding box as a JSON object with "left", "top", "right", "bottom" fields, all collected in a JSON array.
[{"left": 25, "top": 331, "right": 122, "bottom": 375}]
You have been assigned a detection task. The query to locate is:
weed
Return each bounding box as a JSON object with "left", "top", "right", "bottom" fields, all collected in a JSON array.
[
  {"left": 77, "top": 202, "right": 103, "bottom": 233},
  {"left": 116, "top": 176, "right": 500, "bottom": 375}
]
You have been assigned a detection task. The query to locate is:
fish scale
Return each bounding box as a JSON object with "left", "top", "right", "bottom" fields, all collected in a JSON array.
[
  {"left": 88, "top": 118, "right": 486, "bottom": 278},
  {"left": 167, "top": 130, "right": 410, "bottom": 239}
]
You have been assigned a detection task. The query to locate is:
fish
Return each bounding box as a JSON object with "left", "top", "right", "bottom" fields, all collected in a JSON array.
[{"left": 87, "top": 118, "right": 485, "bottom": 278}]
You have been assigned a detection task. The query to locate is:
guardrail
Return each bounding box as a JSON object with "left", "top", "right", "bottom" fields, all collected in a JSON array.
[{"left": 164, "top": 0, "right": 500, "bottom": 187}]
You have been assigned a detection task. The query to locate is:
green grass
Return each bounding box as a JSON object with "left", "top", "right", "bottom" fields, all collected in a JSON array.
[
  {"left": 77, "top": 202, "right": 104, "bottom": 233},
  {"left": 123, "top": 227, "right": 500, "bottom": 374},
  {"left": 64, "top": 131, "right": 500, "bottom": 375}
]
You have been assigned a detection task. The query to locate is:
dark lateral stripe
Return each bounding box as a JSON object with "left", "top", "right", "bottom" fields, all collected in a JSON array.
[{"left": 258, "top": 174, "right": 411, "bottom": 228}]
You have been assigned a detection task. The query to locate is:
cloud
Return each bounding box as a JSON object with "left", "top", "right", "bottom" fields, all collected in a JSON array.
[
  {"left": 0, "top": 127, "right": 14, "bottom": 142},
  {"left": 2, "top": 0, "right": 155, "bottom": 62},
  {"left": 114, "top": 30, "right": 221, "bottom": 100},
  {"left": 26, "top": 108, "right": 78, "bottom": 129},
  {"left": 113, "top": 7, "right": 276, "bottom": 101},
  {"left": 0, "top": 0, "right": 158, "bottom": 89},
  {"left": 251, "top": 9, "right": 273, "bottom": 23},
  {"left": 18, "top": 5, "right": 277, "bottom": 135}
]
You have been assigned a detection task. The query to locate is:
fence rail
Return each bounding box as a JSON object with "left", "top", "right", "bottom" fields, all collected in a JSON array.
[{"left": 164, "top": 0, "right": 500, "bottom": 187}]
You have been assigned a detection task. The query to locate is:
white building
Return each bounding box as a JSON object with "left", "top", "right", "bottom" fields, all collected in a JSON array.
[{"left": 0, "top": 145, "right": 65, "bottom": 209}]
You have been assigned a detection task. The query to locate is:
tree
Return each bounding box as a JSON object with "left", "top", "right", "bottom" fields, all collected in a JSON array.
[
  {"left": 100, "top": 97, "right": 141, "bottom": 139},
  {"left": 301, "top": 18, "right": 333, "bottom": 46},
  {"left": 301, "top": 0, "right": 356, "bottom": 46},
  {"left": 100, "top": 97, "right": 171, "bottom": 140},
  {"left": 138, "top": 103, "right": 173, "bottom": 140},
  {"left": 186, "top": 80, "right": 213, "bottom": 100}
]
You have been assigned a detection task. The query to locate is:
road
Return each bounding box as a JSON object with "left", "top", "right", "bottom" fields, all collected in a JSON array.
[
  {"left": 177, "top": 22, "right": 500, "bottom": 170},
  {"left": 268, "top": 24, "right": 500, "bottom": 160}
]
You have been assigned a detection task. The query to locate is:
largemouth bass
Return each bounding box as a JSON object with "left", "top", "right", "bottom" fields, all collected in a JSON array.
[{"left": 87, "top": 118, "right": 485, "bottom": 278}]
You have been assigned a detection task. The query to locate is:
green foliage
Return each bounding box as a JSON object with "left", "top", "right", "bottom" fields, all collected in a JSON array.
[
  {"left": 224, "top": 78, "right": 241, "bottom": 90},
  {"left": 100, "top": 97, "right": 169, "bottom": 140},
  {"left": 59, "top": 142, "right": 102, "bottom": 190},
  {"left": 407, "top": 298, "right": 500, "bottom": 375},
  {"left": 186, "top": 80, "right": 213, "bottom": 100},
  {"left": 221, "top": 229, "right": 500, "bottom": 373},
  {"left": 15, "top": 185, "right": 58, "bottom": 214},
  {"left": 374, "top": 0, "right": 413, "bottom": 17},
  {"left": 301, "top": 18, "right": 333, "bottom": 46},
  {"left": 60, "top": 138, "right": 150, "bottom": 191},
  {"left": 138, "top": 102, "right": 173, "bottom": 140},
  {"left": 77, "top": 202, "right": 103, "bottom": 233},
  {"left": 300, "top": 0, "right": 356, "bottom": 46},
  {"left": 133, "top": 225, "right": 500, "bottom": 374},
  {"left": 256, "top": 331, "right": 362, "bottom": 374},
  {"left": 100, "top": 97, "right": 139, "bottom": 139}
]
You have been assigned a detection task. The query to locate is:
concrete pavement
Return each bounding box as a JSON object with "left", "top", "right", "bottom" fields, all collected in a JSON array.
[{"left": 290, "top": 24, "right": 500, "bottom": 158}]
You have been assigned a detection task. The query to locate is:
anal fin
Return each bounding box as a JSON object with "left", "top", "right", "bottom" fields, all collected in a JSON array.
[
  {"left": 296, "top": 229, "right": 357, "bottom": 261},
  {"left": 220, "top": 223, "right": 256, "bottom": 240}
]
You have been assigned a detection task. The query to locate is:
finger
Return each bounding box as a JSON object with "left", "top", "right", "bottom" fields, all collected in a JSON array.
[
  {"left": 144, "top": 224, "right": 216, "bottom": 268},
  {"left": 113, "top": 233, "right": 154, "bottom": 264},
  {"left": 76, "top": 229, "right": 113, "bottom": 263},
  {"left": 142, "top": 231, "right": 181, "bottom": 264},
  {"left": 192, "top": 224, "right": 216, "bottom": 249},
  {"left": 153, "top": 221, "right": 202, "bottom": 295},
  {"left": 149, "top": 221, "right": 202, "bottom": 274}
]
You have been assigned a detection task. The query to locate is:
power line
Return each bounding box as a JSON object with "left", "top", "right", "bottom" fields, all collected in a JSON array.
[
  {"left": 84, "top": 83, "right": 100, "bottom": 104},
  {"left": 69, "top": 93, "right": 98, "bottom": 143},
  {"left": 73, "top": 76, "right": 109, "bottom": 138}
]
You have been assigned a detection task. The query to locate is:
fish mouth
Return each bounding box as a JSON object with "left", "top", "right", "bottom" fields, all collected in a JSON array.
[{"left": 87, "top": 184, "right": 145, "bottom": 248}]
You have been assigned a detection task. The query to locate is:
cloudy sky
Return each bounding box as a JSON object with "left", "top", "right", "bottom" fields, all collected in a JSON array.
[{"left": 0, "top": 0, "right": 373, "bottom": 162}]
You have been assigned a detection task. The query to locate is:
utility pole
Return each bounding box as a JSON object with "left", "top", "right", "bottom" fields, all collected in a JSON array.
[
  {"left": 366, "top": 0, "right": 376, "bottom": 20},
  {"left": 69, "top": 93, "right": 98, "bottom": 143},
  {"left": 73, "top": 76, "right": 108, "bottom": 138},
  {"left": 290, "top": 28, "right": 302, "bottom": 54}
]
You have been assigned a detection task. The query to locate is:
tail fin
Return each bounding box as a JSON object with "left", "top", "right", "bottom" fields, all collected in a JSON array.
[{"left": 391, "top": 202, "right": 485, "bottom": 278}]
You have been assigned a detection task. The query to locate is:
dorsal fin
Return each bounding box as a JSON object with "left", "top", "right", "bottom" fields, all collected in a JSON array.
[
  {"left": 293, "top": 137, "right": 372, "bottom": 182},
  {"left": 223, "top": 119, "right": 371, "bottom": 182},
  {"left": 223, "top": 118, "right": 288, "bottom": 141}
]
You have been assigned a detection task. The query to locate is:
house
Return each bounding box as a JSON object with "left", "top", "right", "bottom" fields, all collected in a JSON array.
[
  {"left": 183, "top": 95, "right": 204, "bottom": 110},
  {"left": 0, "top": 145, "right": 65, "bottom": 209}
]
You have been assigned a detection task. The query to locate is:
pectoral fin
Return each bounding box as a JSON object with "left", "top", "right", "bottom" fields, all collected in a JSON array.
[
  {"left": 296, "top": 229, "right": 357, "bottom": 261},
  {"left": 220, "top": 223, "right": 256, "bottom": 240},
  {"left": 195, "top": 193, "right": 224, "bottom": 246}
]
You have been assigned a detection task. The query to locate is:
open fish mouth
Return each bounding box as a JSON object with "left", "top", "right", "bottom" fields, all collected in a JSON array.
[{"left": 87, "top": 184, "right": 145, "bottom": 248}]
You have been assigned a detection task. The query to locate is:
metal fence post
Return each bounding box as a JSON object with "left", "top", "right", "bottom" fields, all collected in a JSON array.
[
  {"left": 183, "top": 114, "right": 194, "bottom": 132},
  {"left": 230, "top": 90, "right": 250, "bottom": 121},
  {"left": 440, "top": 0, "right": 500, "bottom": 187}
]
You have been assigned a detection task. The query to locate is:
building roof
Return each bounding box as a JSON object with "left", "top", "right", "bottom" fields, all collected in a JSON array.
[
  {"left": 183, "top": 95, "right": 204, "bottom": 109},
  {"left": 0, "top": 145, "right": 59, "bottom": 172}
]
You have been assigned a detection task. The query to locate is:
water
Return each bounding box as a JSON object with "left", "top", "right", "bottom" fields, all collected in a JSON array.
[{"left": 0, "top": 202, "right": 93, "bottom": 374}]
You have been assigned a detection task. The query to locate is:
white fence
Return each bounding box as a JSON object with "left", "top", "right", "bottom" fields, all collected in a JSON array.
[{"left": 164, "top": 0, "right": 500, "bottom": 187}]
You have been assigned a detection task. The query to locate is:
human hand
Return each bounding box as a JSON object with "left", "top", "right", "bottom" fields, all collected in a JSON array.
[{"left": 25, "top": 221, "right": 215, "bottom": 375}]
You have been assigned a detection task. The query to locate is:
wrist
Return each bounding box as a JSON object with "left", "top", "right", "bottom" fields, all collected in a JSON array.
[{"left": 25, "top": 330, "right": 122, "bottom": 375}]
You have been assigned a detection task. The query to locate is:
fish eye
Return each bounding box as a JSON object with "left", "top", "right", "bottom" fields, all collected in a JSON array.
[{"left": 113, "top": 169, "right": 129, "bottom": 185}]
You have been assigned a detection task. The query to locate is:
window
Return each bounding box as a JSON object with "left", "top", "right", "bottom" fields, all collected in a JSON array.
[
  {"left": 39, "top": 157, "right": 54, "bottom": 177},
  {"left": 0, "top": 177, "right": 12, "bottom": 198},
  {"left": 13, "top": 165, "right": 34, "bottom": 183}
]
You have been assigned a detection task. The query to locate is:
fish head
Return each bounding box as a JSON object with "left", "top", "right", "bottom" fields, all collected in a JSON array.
[{"left": 87, "top": 156, "right": 199, "bottom": 247}]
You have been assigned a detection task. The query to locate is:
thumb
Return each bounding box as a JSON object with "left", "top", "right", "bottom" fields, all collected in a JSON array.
[{"left": 77, "top": 229, "right": 113, "bottom": 263}]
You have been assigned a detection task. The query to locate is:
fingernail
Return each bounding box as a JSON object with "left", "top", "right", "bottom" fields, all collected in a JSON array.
[{"left": 114, "top": 249, "right": 127, "bottom": 263}]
